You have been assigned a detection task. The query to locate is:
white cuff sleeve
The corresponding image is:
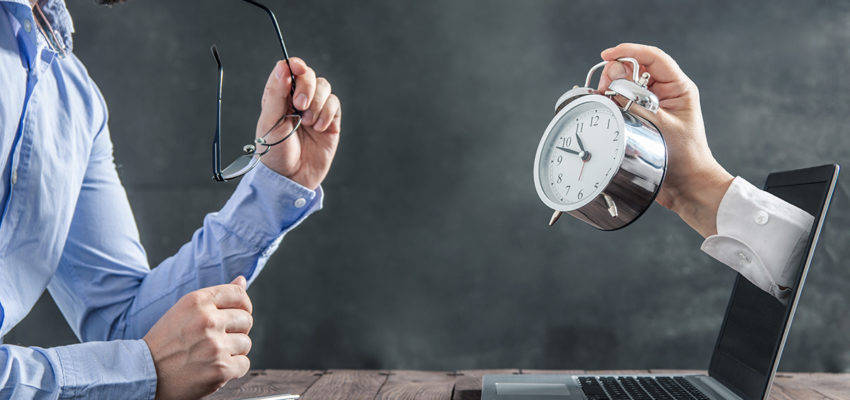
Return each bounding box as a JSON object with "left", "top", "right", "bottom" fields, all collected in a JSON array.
[{"left": 700, "top": 177, "right": 813, "bottom": 300}]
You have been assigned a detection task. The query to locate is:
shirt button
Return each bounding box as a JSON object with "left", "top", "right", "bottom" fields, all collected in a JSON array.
[
  {"left": 737, "top": 251, "right": 751, "bottom": 263},
  {"left": 754, "top": 211, "right": 769, "bottom": 225},
  {"left": 23, "top": 19, "right": 32, "bottom": 33},
  {"left": 294, "top": 198, "right": 307, "bottom": 208}
]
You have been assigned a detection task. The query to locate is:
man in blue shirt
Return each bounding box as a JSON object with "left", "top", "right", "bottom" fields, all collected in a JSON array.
[{"left": 0, "top": 0, "right": 341, "bottom": 398}]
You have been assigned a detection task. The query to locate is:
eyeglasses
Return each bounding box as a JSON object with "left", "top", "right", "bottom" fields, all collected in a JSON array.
[
  {"left": 212, "top": 0, "right": 302, "bottom": 182},
  {"left": 32, "top": 2, "right": 68, "bottom": 58}
]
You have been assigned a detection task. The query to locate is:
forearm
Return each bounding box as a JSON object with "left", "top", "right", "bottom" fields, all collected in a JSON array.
[
  {"left": 668, "top": 163, "right": 734, "bottom": 238},
  {"left": 118, "top": 163, "right": 322, "bottom": 338}
]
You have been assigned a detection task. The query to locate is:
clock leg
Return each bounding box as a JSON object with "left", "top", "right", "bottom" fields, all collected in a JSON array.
[{"left": 549, "top": 211, "right": 563, "bottom": 226}]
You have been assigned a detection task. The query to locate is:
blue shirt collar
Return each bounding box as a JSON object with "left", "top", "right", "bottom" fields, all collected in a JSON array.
[{"left": 1, "top": 0, "right": 74, "bottom": 52}]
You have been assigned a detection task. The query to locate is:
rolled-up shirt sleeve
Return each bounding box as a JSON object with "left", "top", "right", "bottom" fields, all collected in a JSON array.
[{"left": 701, "top": 177, "right": 813, "bottom": 300}]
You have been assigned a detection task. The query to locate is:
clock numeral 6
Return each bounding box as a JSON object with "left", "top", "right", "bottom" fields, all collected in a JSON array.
[{"left": 578, "top": 189, "right": 584, "bottom": 200}]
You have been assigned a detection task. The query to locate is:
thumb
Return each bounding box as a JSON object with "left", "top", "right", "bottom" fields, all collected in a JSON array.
[
  {"left": 258, "top": 61, "right": 295, "bottom": 134},
  {"left": 231, "top": 275, "right": 247, "bottom": 290},
  {"left": 597, "top": 61, "right": 630, "bottom": 92}
]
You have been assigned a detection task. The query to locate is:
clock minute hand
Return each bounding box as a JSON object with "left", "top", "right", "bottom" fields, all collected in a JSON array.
[{"left": 555, "top": 146, "right": 580, "bottom": 155}]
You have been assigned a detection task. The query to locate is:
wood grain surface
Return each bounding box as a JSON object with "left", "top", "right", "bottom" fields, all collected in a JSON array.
[{"left": 210, "top": 370, "right": 850, "bottom": 399}]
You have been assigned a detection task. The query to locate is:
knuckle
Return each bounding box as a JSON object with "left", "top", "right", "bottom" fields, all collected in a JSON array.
[
  {"left": 242, "top": 291, "right": 253, "bottom": 310},
  {"left": 229, "top": 283, "right": 245, "bottom": 297},
  {"left": 688, "top": 80, "right": 700, "bottom": 96},
  {"left": 183, "top": 291, "right": 207, "bottom": 308},
  {"left": 211, "top": 361, "right": 232, "bottom": 383},
  {"left": 195, "top": 310, "right": 219, "bottom": 331},
  {"left": 205, "top": 337, "right": 227, "bottom": 356},
  {"left": 317, "top": 77, "right": 330, "bottom": 89},
  {"left": 238, "top": 356, "right": 251, "bottom": 376}
]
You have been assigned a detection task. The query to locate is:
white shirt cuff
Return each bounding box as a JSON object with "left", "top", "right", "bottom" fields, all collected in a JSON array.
[{"left": 700, "top": 176, "right": 813, "bottom": 300}]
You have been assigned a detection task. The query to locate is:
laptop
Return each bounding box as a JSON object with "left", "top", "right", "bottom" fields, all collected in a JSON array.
[{"left": 483, "top": 164, "right": 840, "bottom": 400}]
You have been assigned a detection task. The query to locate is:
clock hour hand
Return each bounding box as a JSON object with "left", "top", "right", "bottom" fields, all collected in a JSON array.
[
  {"left": 555, "top": 146, "right": 580, "bottom": 155},
  {"left": 575, "top": 133, "right": 585, "bottom": 152}
]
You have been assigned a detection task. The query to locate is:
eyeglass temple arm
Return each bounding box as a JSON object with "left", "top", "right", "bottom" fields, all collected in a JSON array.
[
  {"left": 211, "top": 45, "right": 224, "bottom": 181},
  {"left": 238, "top": 0, "right": 299, "bottom": 112},
  {"left": 238, "top": 0, "right": 290, "bottom": 60}
]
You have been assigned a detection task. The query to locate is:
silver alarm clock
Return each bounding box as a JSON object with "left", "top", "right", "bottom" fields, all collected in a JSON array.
[{"left": 533, "top": 58, "right": 667, "bottom": 230}]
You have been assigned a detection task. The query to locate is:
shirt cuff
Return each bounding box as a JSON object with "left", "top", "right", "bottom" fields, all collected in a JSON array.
[
  {"left": 700, "top": 177, "right": 813, "bottom": 300},
  {"left": 40, "top": 339, "right": 157, "bottom": 399},
  {"left": 213, "top": 161, "right": 323, "bottom": 253}
]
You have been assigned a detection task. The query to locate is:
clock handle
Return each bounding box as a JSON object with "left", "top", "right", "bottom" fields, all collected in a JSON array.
[
  {"left": 583, "top": 58, "right": 641, "bottom": 88},
  {"left": 583, "top": 60, "right": 609, "bottom": 88}
]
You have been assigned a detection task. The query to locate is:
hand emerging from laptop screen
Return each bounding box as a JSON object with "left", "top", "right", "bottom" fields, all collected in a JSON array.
[{"left": 596, "top": 43, "right": 734, "bottom": 238}]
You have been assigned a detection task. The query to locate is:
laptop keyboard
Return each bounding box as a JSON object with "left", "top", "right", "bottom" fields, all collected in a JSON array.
[{"left": 578, "top": 376, "right": 712, "bottom": 400}]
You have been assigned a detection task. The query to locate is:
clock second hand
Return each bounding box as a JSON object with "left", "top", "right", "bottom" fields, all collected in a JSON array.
[{"left": 575, "top": 132, "right": 589, "bottom": 181}]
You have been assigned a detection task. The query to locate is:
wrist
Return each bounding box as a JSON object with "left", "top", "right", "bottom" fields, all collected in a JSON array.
[
  {"left": 258, "top": 158, "right": 321, "bottom": 190},
  {"left": 668, "top": 163, "right": 734, "bottom": 238}
]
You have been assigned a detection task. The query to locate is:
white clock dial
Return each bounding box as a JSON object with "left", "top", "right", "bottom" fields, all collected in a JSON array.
[{"left": 536, "top": 99, "right": 625, "bottom": 210}]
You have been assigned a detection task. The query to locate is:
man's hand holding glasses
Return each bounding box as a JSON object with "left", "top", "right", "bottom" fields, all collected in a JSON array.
[
  {"left": 256, "top": 57, "right": 341, "bottom": 190},
  {"left": 211, "top": 0, "right": 341, "bottom": 190}
]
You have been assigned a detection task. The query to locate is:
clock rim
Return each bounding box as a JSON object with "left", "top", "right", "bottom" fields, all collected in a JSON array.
[{"left": 533, "top": 94, "right": 626, "bottom": 212}]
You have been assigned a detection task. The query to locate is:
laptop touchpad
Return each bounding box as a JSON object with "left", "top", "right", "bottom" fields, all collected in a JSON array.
[{"left": 495, "top": 382, "right": 570, "bottom": 397}]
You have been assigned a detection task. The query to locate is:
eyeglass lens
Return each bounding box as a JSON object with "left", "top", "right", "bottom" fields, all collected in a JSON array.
[{"left": 221, "top": 154, "right": 262, "bottom": 180}]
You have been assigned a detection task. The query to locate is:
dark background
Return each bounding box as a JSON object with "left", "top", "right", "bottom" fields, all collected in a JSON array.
[{"left": 5, "top": 0, "right": 849, "bottom": 372}]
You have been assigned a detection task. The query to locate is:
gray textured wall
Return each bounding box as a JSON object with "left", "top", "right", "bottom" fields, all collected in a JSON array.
[{"left": 5, "top": 0, "right": 850, "bottom": 373}]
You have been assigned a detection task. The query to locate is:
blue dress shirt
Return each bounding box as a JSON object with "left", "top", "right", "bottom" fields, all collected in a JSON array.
[{"left": 0, "top": 0, "right": 322, "bottom": 398}]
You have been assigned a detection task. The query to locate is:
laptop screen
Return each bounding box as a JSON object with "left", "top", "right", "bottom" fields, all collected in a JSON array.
[{"left": 708, "top": 166, "right": 837, "bottom": 400}]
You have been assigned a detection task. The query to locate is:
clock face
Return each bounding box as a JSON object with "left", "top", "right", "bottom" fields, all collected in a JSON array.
[{"left": 535, "top": 97, "right": 625, "bottom": 211}]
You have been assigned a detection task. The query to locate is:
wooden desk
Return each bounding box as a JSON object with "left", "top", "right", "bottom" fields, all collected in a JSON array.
[{"left": 208, "top": 369, "right": 850, "bottom": 399}]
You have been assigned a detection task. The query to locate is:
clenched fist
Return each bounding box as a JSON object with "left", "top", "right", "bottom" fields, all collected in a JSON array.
[{"left": 143, "top": 276, "right": 253, "bottom": 400}]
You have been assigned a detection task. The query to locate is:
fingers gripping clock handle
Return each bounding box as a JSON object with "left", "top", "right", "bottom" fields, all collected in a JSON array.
[{"left": 584, "top": 58, "right": 641, "bottom": 88}]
